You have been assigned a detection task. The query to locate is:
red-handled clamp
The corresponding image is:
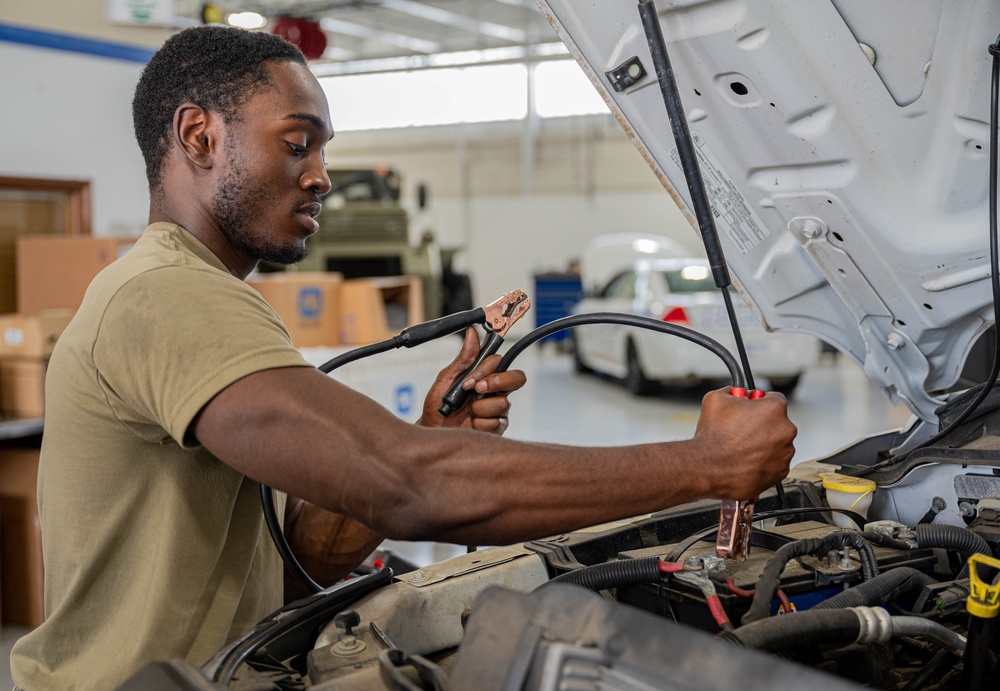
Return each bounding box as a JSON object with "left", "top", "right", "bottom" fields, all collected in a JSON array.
[{"left": 716, "top": 386, "right": 764, "bottom": 561}]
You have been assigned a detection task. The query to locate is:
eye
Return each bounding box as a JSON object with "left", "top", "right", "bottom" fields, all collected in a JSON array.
[{"left": 287, "top": 142, "right": 307, "bottom": 156}]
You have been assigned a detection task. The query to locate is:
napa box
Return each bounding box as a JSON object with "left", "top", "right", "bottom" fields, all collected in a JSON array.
[
  {"left": 0, "top": 446, "right": 43, "bottom": 627},
  {"left": 0, "top": 358, "right": 47, "bottom": 419},
  {"left": 338, "top": 276, "right": 424, "bottom": 345},
  {"left": 246, "top": 272, "right": 344, "bottom": 348},
  {"left": 0, "top": 309, "right": 74, "bottom": 358},
  {"left": 17, "top": 235, "right": 136, "bottom": 314}
]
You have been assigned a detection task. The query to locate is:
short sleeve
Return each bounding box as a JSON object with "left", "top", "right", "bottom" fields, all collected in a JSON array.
[{"left": 93, "top": 266, "right": 311, "bottom": 447}]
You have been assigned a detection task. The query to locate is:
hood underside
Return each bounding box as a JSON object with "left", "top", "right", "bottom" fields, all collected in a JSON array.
[{"left": 539, "top": 0, "right": 999, "bottom": 420}]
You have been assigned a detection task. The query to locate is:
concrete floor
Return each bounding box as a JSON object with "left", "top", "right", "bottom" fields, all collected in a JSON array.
[{"left": 2, "top": 349, "right": 911, "bottom": 688}]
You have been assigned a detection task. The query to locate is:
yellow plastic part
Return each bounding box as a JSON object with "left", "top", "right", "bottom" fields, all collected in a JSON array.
[
  {"left": 967, "top": 553, "right": 1000, "bottom": 619},
  {"left": 820, "top": 473, "right": 876, "bottom": 494}
]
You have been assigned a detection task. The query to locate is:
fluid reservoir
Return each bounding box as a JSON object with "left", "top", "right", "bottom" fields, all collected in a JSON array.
[{"left": 821, "top": 473, "right": 877, "bottom": 529}]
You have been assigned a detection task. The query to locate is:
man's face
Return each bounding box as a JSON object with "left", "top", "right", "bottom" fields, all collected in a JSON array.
[{"left": 210, "top": 61, "right": 334, "bottom": 266}]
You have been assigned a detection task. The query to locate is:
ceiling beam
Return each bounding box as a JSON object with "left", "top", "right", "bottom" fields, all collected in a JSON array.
[
  {"left": 378, "top": 0, "right": 526, "bottom": 43},
  {"left": 319, "top": 16, "right": 441, "bottom": 53}
]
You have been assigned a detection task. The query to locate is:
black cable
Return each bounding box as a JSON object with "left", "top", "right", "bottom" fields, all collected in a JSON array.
[
  {"left": 536, "top": 555, "right": 663, "bottom": 592},
  {"left": 862, "top": 34, "right": 1000, "bottom": 475},
  {"left": 261, "top": 484, "right": 322, "bottom": 594},
  {"left": 496, "top": 312, "right": 744, "bottom": 388},
  {"left": 318, "top": 337, "right": 398, "bottom": 373},
  {"left": 213, "top": 567, "right": 394, "bottom": 684},
  {"left": 742, "top": 532, "right": 878, "bottom": 625},
  {"left": 270, "top": 315, "right": 750, "bottom": 592}
]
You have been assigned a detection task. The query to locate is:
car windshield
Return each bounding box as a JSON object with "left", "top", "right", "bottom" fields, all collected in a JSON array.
[{"left": 661, "top": 267, "right": 717, "bottom": 294}]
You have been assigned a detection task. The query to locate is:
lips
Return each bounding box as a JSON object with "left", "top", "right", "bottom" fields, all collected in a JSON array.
[
  {"left": 296, "top": 201, "right": 322, "bottom": 218},
  {"left": 294, "top": 201, "right": 322, "bottom": 234}
]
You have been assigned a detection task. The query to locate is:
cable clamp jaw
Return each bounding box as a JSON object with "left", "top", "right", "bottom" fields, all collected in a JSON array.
[{"left": 482, "top": 290, "right": 531, "bottom": 338}]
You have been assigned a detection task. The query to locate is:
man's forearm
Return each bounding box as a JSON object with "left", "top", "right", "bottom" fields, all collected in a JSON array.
[{"left": 283, "top": 497, "right": 384, "bottom": 589}]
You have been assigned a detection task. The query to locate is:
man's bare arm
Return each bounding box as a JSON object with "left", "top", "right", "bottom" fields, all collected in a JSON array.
[{"left": 193, "top": 368, "right": 795, "bottom": 547}]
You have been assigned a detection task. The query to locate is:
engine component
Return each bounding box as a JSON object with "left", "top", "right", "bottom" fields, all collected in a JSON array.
[{"left": 446, "top": 584, "right": 864, "bottom": 691}]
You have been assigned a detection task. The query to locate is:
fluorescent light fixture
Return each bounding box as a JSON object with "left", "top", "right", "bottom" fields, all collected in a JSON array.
[
  {"left": 681, "top": 265, "right": 711, "bottom": 280},
  {"left": 226, "top": 11, "right": 266, "bottom": 30},
  {"left": 632, "top": 239, "right": 661, "bottom": 254}
]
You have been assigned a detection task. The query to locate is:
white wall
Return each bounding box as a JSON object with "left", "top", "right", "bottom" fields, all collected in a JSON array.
[
  {"left": 0, "top": 41, "right": 150, "bottom": 236},
  {"left": 327, "top": 117, "right": 701, "bottom": 322},
  {"left": 0, "top": 37, "right": 705, "bottom": 306}
]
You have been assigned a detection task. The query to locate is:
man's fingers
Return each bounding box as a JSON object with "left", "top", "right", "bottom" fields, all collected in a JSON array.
[
  {"left": 469, "top": 394, "right": 512, "bottom": 420},
  {"left": 473, "top": 369, "right": 527, "bottom": 394}
]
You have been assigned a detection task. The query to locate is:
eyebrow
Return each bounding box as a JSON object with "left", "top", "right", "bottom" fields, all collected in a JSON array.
[{"left": 283, "top": 113, "right": 335, "bottom": 140}]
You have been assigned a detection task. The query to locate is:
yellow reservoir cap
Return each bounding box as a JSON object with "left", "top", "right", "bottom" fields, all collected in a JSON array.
[
  {"left": 967, "top": 553, "right": 1000, "bottom": 619},
  {"left": 821, "top": 473, "right": 877, "bottom": 494}
]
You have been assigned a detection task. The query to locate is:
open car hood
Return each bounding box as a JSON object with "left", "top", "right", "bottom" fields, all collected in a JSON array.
[{"left": 539, "top": 0, "right": 999, "bottom": 420}]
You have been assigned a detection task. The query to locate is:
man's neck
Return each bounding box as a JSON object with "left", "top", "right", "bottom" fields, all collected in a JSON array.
[{"left": 148, "top": 199, "right": 257, "bottom": 279}]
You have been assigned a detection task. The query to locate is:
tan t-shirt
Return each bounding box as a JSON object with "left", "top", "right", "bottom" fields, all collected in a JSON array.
[{"left": 10, "top": 223, "right": 313, "bottom": 690}]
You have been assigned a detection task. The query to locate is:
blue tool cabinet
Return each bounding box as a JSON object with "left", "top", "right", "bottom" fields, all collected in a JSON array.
[{"left": 532, "top": 273, "right": 584, "bottom": 344}]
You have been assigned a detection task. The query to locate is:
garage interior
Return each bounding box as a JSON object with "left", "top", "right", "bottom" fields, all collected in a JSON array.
[{"left": 2, "top": 2, "right": 999, "bottom": 690}]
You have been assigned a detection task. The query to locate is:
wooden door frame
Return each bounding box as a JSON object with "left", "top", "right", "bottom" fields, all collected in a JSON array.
[{"left": 0, "top": 176, "right": 92, "bottom": 235}]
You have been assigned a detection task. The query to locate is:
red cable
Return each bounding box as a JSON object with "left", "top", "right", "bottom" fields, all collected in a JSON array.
[
  {"left": 658, "top": 560, "right": 684, "bottom": 574},
  {"left": 726, "top": 576, "right": 755, "bottom": 598},
  {"left": 776, "top": 588, "right": 792, "bottom": 614},
  {"left": 706, "top": 595, "right": 732, "bottom": 629}
]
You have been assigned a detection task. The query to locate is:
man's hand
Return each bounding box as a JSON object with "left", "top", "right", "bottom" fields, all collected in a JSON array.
[
  {"left": 418, "top": 327, "right": 527, "bottom": 434},
  {"left": 691, "top": 387, "right": 797, "bottom": 500}
]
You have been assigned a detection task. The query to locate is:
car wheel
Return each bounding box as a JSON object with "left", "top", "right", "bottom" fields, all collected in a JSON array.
[
  {"left": 769, "top": 374, "right": 801, "bottom": 397},
  {"left": 626, "top": 340, "right": 656, "bottom": 396},
  {"left": 572, "top": 340, "right": 591, "bottom": 374}
]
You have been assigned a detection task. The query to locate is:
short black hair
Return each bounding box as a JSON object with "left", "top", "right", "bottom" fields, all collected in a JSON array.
[{"left": 132, "top": 26, "right": 307, "bottom": 191}]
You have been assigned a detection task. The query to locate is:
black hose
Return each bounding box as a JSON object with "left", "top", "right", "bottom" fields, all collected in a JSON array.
[
  {"left": 915, "top": 524, "right": 993, "bottom": 581},
  {"left": 811, "top": 567, "right": 936, "bottom": 611},
  {"left": 742, "top": 532, "right": 877, "bottom": 625},
  {"left": 496, "top": 312, "right": 744, "bottom": 388},
  {"left": 722, "top": 609, "right": 861, "bottom": 652},
  {"left": 536, "top": 555, "right": 662, "bottom": 592}
]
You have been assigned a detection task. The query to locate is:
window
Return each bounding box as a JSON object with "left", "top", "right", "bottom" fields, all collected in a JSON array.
[
  {"left": 320, "top": 64, "right": 528, "bottom": 131},
  {"left": 602, "top": 271, "right": 637, "bottom": 299},
  {"left": 317, "top": 58, "right": 609, "bottom": 132}
]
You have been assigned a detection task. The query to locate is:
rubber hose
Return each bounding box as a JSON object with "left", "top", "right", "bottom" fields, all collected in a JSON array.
[
  {"left": 723, "top": 609, "right": 861, "bottom": 652},
  {"left": 812, "top": 567, "right": 937, "bottom": 611},
  {"left": 537, "top": 555, "right": 662, "bottom": 592},
  {"left": 725, "top": 610, "right": 969, "bottom": 660},
  {"left": 915, "top": 524, "right": 993, "bottom": 581},
  {"left": 742, "top": 533, "right": 876, "bottom": 625}
]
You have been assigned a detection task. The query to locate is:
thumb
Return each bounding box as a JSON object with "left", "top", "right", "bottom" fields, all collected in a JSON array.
[{"left": 440, "top": 327, "right": 480, "bottom": 379}]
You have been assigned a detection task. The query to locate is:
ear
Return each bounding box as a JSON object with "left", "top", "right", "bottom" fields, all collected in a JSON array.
[{"left": 173, "top": 103, "right": 220, "bottom": 170}]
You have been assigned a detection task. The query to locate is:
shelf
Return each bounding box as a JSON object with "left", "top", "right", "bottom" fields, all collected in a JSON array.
[{"left": 0, "top": 417, "right": 44, "bottom": 440}]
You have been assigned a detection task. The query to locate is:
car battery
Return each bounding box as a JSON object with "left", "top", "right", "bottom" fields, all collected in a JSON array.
[{"left": 614, "top": 521, "right": 938, "bottom": 634}]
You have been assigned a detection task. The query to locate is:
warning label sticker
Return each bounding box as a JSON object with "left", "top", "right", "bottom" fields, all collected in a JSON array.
[{"left": 669, "top": 132, "right": 769, "bottom": 255}]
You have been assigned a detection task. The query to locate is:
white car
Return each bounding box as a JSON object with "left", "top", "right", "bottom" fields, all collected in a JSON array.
[{"left": 571, "top": 257, "right": 821, "bottom": 395}]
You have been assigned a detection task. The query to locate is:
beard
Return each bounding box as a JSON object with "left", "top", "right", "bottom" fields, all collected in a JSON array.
[{"left": 211, "top": 165, "right": 310, "bottom": 266}]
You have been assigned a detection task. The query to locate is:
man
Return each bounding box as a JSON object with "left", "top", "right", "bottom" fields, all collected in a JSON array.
[{"left": 10, "top": 26, "right": 796, "bottom": 690}]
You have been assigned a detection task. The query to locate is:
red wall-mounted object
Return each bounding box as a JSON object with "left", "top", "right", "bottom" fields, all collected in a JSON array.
[{"left": 272, "top": 17, "right": 327, "bottom": 60}]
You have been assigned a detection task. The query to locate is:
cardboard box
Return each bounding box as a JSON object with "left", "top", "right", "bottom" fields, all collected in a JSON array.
[
  {"left": 17, "top": 235, "right": 136, "bottom": 314},
  {"left": 247, "top": 272, "right": 343, "bottom": 348},
  {"left": 338, "top": 276, "right": 424, "bottom": 345},
  {"left": 0, "top": 358, "right": 46, "bottom": 419},
  {"left": 0, "top": 446, "right": 44, "bottom": 627},
  {"left": 0, "top": 310, "right": 74, "bottom": 358}
]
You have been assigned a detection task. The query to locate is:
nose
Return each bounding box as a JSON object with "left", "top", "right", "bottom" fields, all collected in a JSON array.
[{"left": 301, "top": 160, "right": 331, "bottom": 196}]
